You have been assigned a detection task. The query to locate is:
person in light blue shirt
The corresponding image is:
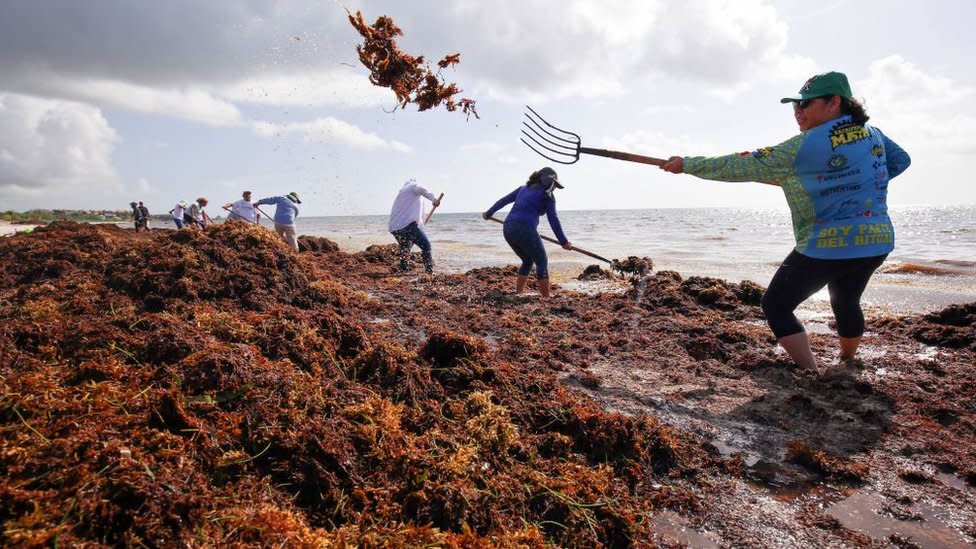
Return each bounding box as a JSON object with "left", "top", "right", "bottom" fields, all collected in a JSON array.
[
  {"left": 255, "top": 192, "right": 301, "bottom": 251},
  {"left": 483, "top": 167, "right": 573, "bottom": 298},
  {"left": 660, "top": 71, "right": 911, "bottom": 370}
]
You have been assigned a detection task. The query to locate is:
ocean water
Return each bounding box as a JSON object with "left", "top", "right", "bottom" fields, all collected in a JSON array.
[{"left": 300, "top": 205, "right": 975, "bottom": 315}]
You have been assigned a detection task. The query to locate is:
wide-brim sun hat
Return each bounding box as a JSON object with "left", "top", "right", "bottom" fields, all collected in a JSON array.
[
  {"left": 780, "top": 71, "right": 853, "bottom": 103},
  {"left": 286, "top": 191, "right": 302, "bottom": 203}
]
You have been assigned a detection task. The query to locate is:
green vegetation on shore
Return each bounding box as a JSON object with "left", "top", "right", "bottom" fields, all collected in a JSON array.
[
  {"left": 0, "top": 209, "right": 181, "bottom": 224},
  {"left": 2, "top": 209, "right": 131, "bottom": 224}
]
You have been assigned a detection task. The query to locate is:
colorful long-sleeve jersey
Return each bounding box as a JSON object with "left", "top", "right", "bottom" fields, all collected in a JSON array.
[
  {"left": 683, "top": 115, "right": 910, "bottom": 259},
  {"left": 485, "top": 185, "right": 568, "bottom": 245}
]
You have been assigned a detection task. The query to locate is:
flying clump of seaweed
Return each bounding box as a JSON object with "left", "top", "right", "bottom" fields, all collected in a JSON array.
[{"left": 347, "top": 10, "right": 478, "bottom": 119}]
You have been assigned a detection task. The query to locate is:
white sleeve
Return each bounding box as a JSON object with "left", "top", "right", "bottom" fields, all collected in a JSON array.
[{"left": 413, "top": 184, "right": 436, "bottom": 202}]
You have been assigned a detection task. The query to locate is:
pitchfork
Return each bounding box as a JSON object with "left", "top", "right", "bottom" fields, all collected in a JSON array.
[{"left": 521, "top": 106, "right": 667, "bottom": 166}]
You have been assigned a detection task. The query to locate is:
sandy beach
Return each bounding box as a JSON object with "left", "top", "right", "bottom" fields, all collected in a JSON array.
[
  {"left": 0, "top": 220, "right": 38, "bottom": 236},
  {"left": 1, "top": 220, "right": 973, "bottom": 547}
]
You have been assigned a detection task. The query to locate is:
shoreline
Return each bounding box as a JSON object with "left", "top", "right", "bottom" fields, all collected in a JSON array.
[
  {"left": 6, "top": 218, "right": 973, "bottom": 316},
  {"left": 0, "top": 220, "right": 39, "bottom": 236}
]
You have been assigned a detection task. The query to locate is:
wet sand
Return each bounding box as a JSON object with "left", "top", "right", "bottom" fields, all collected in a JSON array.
[
  {"left": 0, "top": 220, "right": 38, "bottom": 236},
  {"left": 1, "top": 221, "right": 973, "bottom": 547}
]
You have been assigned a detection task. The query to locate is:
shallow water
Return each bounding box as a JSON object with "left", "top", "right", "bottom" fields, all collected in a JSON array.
[
  {"left": 298, "top": 205, "right": 976, "bottom": 315},
  {"left": 827, "top": 490, "right": 971, "bottom": 548}
]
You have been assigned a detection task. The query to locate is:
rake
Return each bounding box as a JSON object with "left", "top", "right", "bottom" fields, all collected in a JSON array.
[
  {"left": 521, "top": 105, "right": 667, "bottom": 166},
  {"left": 486, "top": 216, "right": 612, "bottom": 264}
]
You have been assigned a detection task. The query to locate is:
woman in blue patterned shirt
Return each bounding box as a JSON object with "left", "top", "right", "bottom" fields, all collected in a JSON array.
[{"left": 660, "top": 71, "right": 911, "bottom": 370}]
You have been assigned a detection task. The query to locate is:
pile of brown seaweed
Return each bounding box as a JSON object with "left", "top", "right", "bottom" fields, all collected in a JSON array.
[
  {"left": 3, "top": 222, "right": 974, "bottom": 547},
  {"left": 347, "top": 10, "right": 478, "bottom": 119},
  {"left": 0, "top": 222, "right": 714, "bottom": 547}
]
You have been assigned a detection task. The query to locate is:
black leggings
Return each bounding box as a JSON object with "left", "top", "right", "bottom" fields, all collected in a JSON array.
[{"left": 761, "top": 250, "right": 887, "bottom": 339}]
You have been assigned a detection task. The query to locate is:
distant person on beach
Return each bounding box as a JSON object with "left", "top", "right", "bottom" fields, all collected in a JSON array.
[
  {"left": 388, "top": 178, "right": 442, "bottom": 274},
  {"left": 483, "top": 167, "right": 572, "bottom": 298},
  {"left": 659, "top": 71, "right": 911, "bottom": 370},
  {"left": 137, "top": 202, "right": 150, "bottom": 230},
  {"left": 224, "top": 191, "right": 259, "bottom": 224},
  {"left": 186, "top": 197, "right": 213, "bottom": 229},
  {"left": 130, "top": 202, "right": 146, "bottom": 232},
  {"left": 255, "top": 192, "right": 301, "bottom": 251},
  {"left": 169, "top": 201, "right": 186, "bottom": 229}
]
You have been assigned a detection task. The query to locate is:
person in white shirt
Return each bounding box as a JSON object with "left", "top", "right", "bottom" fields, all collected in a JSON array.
[
  {"left": 388, "top": 178, "right": 441, "bottom": 274},
  {"left": 224, "top": 191, "right": 259, "bottom": 224},
  {"left": 187, "top": 197, "right": 213, "bottom": 229},
  {"left": 168, "top": 201, "right": 187, "bottom": 229}
]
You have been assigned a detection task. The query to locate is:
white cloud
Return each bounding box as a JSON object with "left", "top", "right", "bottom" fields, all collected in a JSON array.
[
  {"left": 0, "top": 92, "right": 121, "bottom": 199},
  {"left": 858, "top": 55, "right": 976, "bottom": 155},
  {"left": 222, "top": 68, "right": 393, "bottom": 108},
  {"left": 14, "top": 71, "right": 245, "bottom": 127},
  {"left": 0, "top": 1, "right": 351, "bottom": 87},
  {"left": 0, "top": 1, "right": 813, "bottom": 114},
  {"left": 860, "top": 55, "right": 973, "bottom": 110},
  {"left": 410, "top": 0, "right": 814, "bottom": 102},
  {"left": 72, "top": 80, "right": 244, "bottom": 127},
  {"left": 251, "top": 117, "right": 411, "bottom": 151}
]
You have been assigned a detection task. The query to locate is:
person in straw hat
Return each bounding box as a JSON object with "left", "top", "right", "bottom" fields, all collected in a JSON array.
[{"left": 255, "top": 192, "right": 302, "bottom": 251}]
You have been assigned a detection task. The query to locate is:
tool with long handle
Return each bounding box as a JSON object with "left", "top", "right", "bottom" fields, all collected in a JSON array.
[
  {"left": 487, "top": 216, "right": 612, "bottom": 264},
  {"left": 222, "top": 206, "right": 258, "bottom": 224},
  {"left": 424, "top": 193, "right": 444, "bottom": 224},
  {"left": 521, "top": 105, "right": 667, "bottom": 166},
  {"left": 254, "top": 205, "right": 275, "bottom": 224}
]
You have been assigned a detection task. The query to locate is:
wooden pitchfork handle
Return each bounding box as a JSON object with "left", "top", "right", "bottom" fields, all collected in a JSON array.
[
  {"left": 254, "top": 205, "right": 275, "bottom": 223},
  {"left": 222, "top": 205, "right": 258, "bottom": 224},
  {"left": 424, "top": 193, "right": 444, "bottom": 224},
  {"left": 486, "top": 216, "right": 612, "bottom": 264},
  {"left": 579, "top": 147, "right": 667, "bottom": 166}
]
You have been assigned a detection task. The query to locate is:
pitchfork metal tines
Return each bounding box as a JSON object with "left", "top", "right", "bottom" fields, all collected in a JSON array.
[
  {"left": 521, "top": 105, "right": 583, "bottom": 165},
  {"left": 520, "top": 106, "right": 668, "bottom": 167}
]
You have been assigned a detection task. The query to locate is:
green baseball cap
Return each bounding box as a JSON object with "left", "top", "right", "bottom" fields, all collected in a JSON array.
[{"left": 780, "top": 71, "right": 852, "bottom": 103}]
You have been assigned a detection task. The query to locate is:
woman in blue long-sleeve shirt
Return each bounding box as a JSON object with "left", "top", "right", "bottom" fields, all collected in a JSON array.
[{"left": 483, "top": 167, "right": 573, "bottom": 298}]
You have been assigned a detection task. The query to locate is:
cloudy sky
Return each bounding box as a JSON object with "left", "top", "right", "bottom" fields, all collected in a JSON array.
[{"left": 1, "top": 0, "right": 973, "bottom": 216}]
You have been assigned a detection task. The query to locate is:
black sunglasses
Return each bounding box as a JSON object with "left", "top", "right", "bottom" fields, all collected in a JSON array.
[{"left": 795, "top": 95, "right": 832, "bottom": 109}]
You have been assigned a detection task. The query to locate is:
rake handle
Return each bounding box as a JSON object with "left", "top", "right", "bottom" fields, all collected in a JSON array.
[
  {"left": 222, "top": 205, "right": 258, "bottom": 224},
  {"left": 424, "top": 193, "right": 444, "bottom": 224},
  {"left": 487, "top": 216, "right": 611, "bottom": 264},
  {"left": 254, "top": 205, "right": 275, "bottom": 223},
  {"left": 579, "top": 147, "right": 667, "bottom": 166}
]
